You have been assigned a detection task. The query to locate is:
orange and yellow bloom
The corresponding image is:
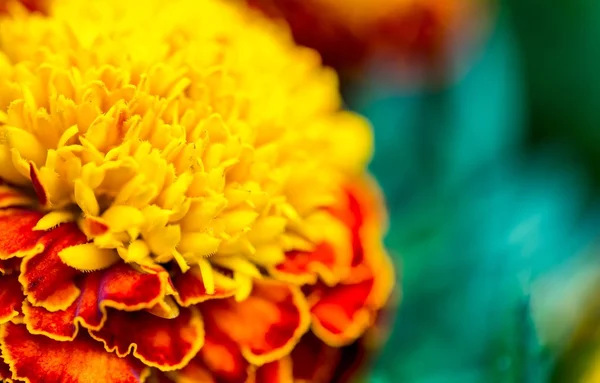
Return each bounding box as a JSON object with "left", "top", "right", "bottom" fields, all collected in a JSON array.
[{"left": 0, "top": 0, "right": 395, "bottom": 382}]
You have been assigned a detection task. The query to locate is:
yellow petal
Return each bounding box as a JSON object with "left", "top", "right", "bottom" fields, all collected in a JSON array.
[
  {"left": 246, "top": 216, "right": 287, "bottom": 244},
  {"left": 58, "top": 243, "right": 120, "bottom": 272},
  {"left": 223, "top": 209, "right": 259, "bottom": 234},
  {"left": 147, "top": 296, "right": 180, "bottom": 319},
  {"left": 102, "top": 205, "right": 144, "bottom": 232},
  {"left": 145, "top": 224, "right": 181, "bottom": 258},
  {"left": 233, "top": 272, "right": 253, "bottom": 302},
  {"left": 249, "top": 245, "right": 286, "bottom": 266},
  {"left": 57, "top": 125, "right": 80, "bottom": 148},
  {"left": 117, "top": 240, "right": 150, "bottom": 263},
  {"left": 211, "top": 255, "right": 262, "bottom": 279},
  {"left": 33, "top": 211, "right": 77, "bottom": 231},
  {"left": 4, "top": 126, "right": 46, "bottom": 165},
  {"left": 74, "top": 179, "right": 100, "bottom": 217},
  {"left": 197, "top": 257, "right": 215, "bottom": 295},
  {"left": 172, "top": 250, "right": 190, "bottom": 273},
  {"left": 327, "top": 112, "right": 374, "bottom": 174},
  {"left": 178, "top": 232, "right": 221, "bottom": 258}
]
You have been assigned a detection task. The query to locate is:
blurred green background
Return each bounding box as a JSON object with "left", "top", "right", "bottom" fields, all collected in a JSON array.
[{"left": 346, "top": 1, "right": 600, "bottom": 382}]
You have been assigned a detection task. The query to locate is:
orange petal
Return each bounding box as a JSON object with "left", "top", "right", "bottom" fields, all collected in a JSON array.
[
  {"left": 330, "top": 177, "right": 387, "bottom": 270},
  {"left": 255, "top": 357, "right": 293, "bottom": 383},
  {"left": 309, "top": 278, "right": 376, "bottom": 347},
  {"left": 172, "top": 266, "right": 237, "bottom": 306},
  {"left": 19, "top": 222, "right": 87, "bottom": 311},
  {"left": 346, "top": 180, "right": 396, "bottom": 307},
  {"left": 0, "top": 208, "right": 46, "bottom": 260},
  {"left": 173, "top": 340, "right": 255, "bottom": 383},
  {"left": 89, "top": 306, "right": 204, "bottom": 371},
  {"left": 0, "top": 322, "right": 150, "bottom": 383},
  {"left": 200, "top": 279, "right": 310, "bottom": 366},
  {"left": 310, "top": 256, "right": 395, "bottom": 347},
  {"left": 308, "top": 177, "right": 395, "bottom": 346},
  {"left": 290, "top": 332, "right": 340, "bottom": 383},
  {"left": 0, "top": 275, "right": 23, "bottom": 325},
  {"left": 270, "top": 243, "right": 339, "bottom": 286},
  {"left": 81, "top": 216, "right": 110, "bottom": 237},
  {"left": 23, "top": 263, "right": 171, "bottom": 340},
  {"left": 334, "top": 177, "right": 387, "bottom": 235},
  {"left": 184, "top": 317, "right": 254, "bottom": 383}
]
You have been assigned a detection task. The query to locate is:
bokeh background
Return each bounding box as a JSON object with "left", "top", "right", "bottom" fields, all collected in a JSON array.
[{"left": 333, "top": 0, "right": 600, "bottom": 382}]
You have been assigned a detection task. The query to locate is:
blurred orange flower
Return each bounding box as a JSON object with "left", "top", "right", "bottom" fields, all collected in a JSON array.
[
  {"left": 0, "top": 0, "right": 396, "bottom": 382},
  {"left": 0, "top": 0, "right": 48, "bottom": 14},
  {"left": 245, "top": 0, "right": 488, "bottom": 79}
]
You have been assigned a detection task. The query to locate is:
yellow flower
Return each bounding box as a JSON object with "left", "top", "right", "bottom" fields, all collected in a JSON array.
[{"left": 0, "top": 0, "right": 395, "bottom": 382}]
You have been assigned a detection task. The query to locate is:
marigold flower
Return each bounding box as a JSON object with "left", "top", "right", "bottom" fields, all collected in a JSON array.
[
  {"left": 244, "top": 0, "right": 486, "bottom": 77},
  {"left": 0, "top": 0, "right": 395, "bottom": 382}
]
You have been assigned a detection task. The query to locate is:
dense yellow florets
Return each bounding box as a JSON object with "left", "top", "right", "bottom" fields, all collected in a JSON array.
[{"left": 0, "top": 0, "right": 373, "bottom": 300}]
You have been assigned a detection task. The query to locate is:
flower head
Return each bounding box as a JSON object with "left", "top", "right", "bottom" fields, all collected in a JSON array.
[
  {"left": 244, "top": 0, "right": 486, "bottom": 77},
  {"left": 0, "top": 0, "right": 395, "bottom": 382}
]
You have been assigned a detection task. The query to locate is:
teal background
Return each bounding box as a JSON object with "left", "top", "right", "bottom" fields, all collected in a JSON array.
[{"left": 344, "top": 1, "right": 600, "bottom": 382}]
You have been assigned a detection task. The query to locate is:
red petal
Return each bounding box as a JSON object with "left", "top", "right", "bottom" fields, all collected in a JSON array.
[
  {"left": 172, "top": 266, "right": 237, "bottom": 306},
  {"left": 90, "top": 306, "right": 204, "bottom": 371},
  {"left": 19, "top": 222, "right": 87, "bottom": 311},
  {"left": 309, "top": 178, "right": 395, "bottom": 346},
  {"left": 255, "top": 357, "right": 293, "bottom": 383},
  {"left": 310, "top": 255, "right": 395, "bottom": 347},
  {"left": 0, "top": 351, "right": 12, "bottom": 382},
  {"left": 186, "top": 317, "right": 254, "bottom": 383},
  {"left": 271, "top": 242, "right": 343, "bottom": 286},
  {"left": 331, "top": 186, "right": 372, "bottom": 274},
  {"left": 310, "top": 279, "right": 375, "bottom": 347},
  {"left": 29, "top": 163, "right": 48, "bottom": 207},
  {"left": 176, "top": 343, "right": 254, "bottom": 383},
  {"left": 0, "top": 208, "right": 45, "bottom": 260},
  {"left": 0, "top": 275, "right": 23, "bottom": 325},
  {"left": 200, "top": 279, "right": 310, "bottom": 366},
  {"left": 0, "top": 322, "right": 150, "bottom": 383},
  {"left": 23, "top": 263, "right": 171, "bottom": 340}
]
